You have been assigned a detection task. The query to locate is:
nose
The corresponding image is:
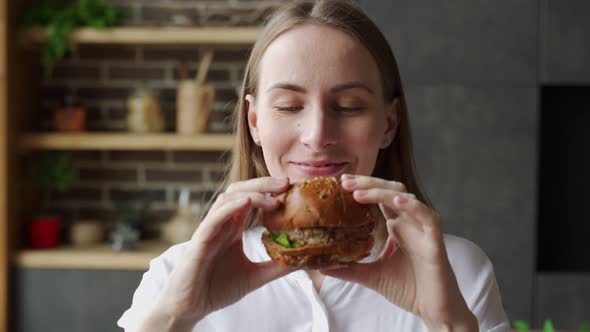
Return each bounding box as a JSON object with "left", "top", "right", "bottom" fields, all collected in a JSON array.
[{"left": 299, "top": 107, "right": 337, "bottom": 151}]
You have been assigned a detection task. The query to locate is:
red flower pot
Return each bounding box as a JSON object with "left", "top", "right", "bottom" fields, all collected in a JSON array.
[
  {"left": 28, "top": 216, "right": 61, "bottom": 249},
  {"left": 53, "top": 107, "right": 87, "bottom": 132}
]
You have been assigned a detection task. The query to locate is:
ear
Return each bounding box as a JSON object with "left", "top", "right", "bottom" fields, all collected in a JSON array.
[
  {"left": 380, "top": 98, "right": 400, "bottom": 149},
  {"left": 245, "top": 94, "right": 260, "bottom": 144}
]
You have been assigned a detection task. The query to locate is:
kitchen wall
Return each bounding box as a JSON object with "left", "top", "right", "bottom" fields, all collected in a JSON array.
[
  {"left": 14, "top": 0, "right": 590, "bottom": 331},
  {"left": 30, "top": 0, "right": 289, "bottom": 239}
]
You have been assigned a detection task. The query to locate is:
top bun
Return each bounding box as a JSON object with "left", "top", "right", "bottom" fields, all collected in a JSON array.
[{"left": 259, "top": 176, "right": 378, "bottom": 230}]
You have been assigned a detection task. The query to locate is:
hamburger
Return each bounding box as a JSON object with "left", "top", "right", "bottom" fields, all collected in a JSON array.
[{"left": 259, "top": 176, "right": 379, "bottom": 269}]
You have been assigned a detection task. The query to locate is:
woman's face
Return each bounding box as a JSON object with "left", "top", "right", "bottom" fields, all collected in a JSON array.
[{"left": 246, "top": 24, "right": 398, "bottom": 182}]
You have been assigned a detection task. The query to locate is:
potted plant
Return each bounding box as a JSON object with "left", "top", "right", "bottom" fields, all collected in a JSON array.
[
  {"left": 28, "top": 151, "right": 75, "bottom": 249},
  {"left": 22, "top": 0, "right": 125, "bottom": 79},
  {"left": 53, "top": 94, "right": 88, "bottom": 132},
  {"left": 110, "top": 197, "right": 154, "bottom": 251}
]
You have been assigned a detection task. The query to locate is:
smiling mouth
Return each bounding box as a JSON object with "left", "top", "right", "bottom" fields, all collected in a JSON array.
[
  {"left": 289, "top": 162, "right": 349, "bottom": 177},
  {"left": 293, "top": 162, "right": 346, "bottom": 167}
]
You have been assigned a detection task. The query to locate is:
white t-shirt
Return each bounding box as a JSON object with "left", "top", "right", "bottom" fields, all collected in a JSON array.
[{"left": 118, "top": 226, "right": 510, "bottom": 332}]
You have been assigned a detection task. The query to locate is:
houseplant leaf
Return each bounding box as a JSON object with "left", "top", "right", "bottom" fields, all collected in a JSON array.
[
  {"left": 543, "top": 320, "right": 555, "bottom": 332},
  {"left": 513, "top": 320, "right": 529, "bottom": 332}
]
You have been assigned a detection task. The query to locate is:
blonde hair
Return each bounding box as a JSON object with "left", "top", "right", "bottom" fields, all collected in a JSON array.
[{"left": 208, "top": 0, "right": 431, "bottom": 228}]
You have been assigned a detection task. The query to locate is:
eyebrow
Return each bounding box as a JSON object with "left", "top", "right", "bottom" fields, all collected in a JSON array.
[{"left": 266, "top": 81, "right": 374, "bottom": 95}]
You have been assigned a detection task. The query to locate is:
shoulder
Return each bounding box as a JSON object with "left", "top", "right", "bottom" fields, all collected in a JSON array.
[
  {"left": 117, "top": 241, "right": 191, "bottom": 329},
  {"left": 443, "top": 234, "right": 497, "bottom": 303},
  {"left": 131, "top": 241, "right": 192, "bottom": 291},
  {"left": 443, "top": 234, "right": 510, "bottom": 331},
  {"left": 148, "top": 241, "right": 192, "bottom": 276},
  {"left": 443, "top": 234, "right": 493, "bottom": 274}
]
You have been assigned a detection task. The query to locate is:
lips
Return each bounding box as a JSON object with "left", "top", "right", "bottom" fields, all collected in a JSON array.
[{"left": 289, "top": 161, "right": 348, "bottom": 177}]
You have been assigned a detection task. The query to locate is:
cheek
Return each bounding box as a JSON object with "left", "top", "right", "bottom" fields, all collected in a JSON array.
[
  {"left": 344, "top": 116, "right": 383, "bottom": 148},
  {"left": 343, "top": 117, "right": 384, "bottom": 174},
  {"left": 258, "top": 114, "right": 296, "bottom": 163}
]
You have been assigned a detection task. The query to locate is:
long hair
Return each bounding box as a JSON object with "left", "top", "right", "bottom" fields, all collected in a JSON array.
[{"left": 207, "top": 0, "right": 430, "bottom": 229}]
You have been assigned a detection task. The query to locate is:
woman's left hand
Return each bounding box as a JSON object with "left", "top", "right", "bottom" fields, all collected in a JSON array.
[{"left": 320, "top": 174, "right": 478, "bottom": 332}]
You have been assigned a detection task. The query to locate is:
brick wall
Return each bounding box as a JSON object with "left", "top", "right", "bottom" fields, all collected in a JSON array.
[{"left": 30, "top": 0, "right": 288, "bottom": 240}]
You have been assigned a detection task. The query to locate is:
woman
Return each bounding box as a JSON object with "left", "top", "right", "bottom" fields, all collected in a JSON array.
[{"left": 118, "top": 1, "right": 509, "bottom": 331}]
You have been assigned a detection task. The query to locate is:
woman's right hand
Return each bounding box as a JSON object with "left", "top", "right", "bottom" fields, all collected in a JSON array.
[{"left": 143, "top": 177, "right": 293, "bottom": 330}]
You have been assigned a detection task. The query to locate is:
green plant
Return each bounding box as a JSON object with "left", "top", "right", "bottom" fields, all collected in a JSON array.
[
  {"left": 30, "top": 151, "right": 74, "bottom": 214},
  {"left": 31, "top": 151, "right": 74, "bottom": 193},
  {"left": 513, "top": 319, "right": 589, "bottom": 332},
  {"left": 23, "top": 0, "right": 125, "bottom": 78},
  {"left": 109, "top": 195, "right": 157, "bottom": 250},
  {"left": 113, "top": 200, "right": 152, "bottom": 230}
]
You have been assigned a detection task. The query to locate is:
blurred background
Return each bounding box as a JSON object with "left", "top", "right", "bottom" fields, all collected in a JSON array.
[{"left": 0, "top": 0, "right": 589, "bottom": 331}]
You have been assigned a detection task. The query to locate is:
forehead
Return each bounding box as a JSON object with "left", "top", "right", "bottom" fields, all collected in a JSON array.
[{"left": 258, "top": 24, "right": 381, "bottom": 92}]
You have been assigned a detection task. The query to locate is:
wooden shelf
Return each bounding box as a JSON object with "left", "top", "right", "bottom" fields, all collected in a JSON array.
[
  {"left": 19, "top": 26, "right": 262, "bottom": 45},
  {"left": 19, "top": 132, "right": 234, "bottom": 151},
  {"left": 13, "top": 240, "right": 171, "bottom": 271}
]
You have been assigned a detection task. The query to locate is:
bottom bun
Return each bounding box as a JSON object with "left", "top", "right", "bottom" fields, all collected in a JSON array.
[{"left": 261, "top": 230, "right": 374, "bottom": 269}]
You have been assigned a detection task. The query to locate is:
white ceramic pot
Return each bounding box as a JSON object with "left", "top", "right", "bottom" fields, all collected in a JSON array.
[{"left": 70, "top": 220, "right": 105, "bottom": 245}]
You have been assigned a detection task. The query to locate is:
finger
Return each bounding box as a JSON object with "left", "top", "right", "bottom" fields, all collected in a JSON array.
[
  {"left": 225, "top": 176, "right": 289, "bottom": 194},
  {"left": 393, "top": 195, "right": 441, "bottom": 234},
  {"left": 340, "top": 174, "right": 407, "bottom": 193},
  {"left": 215, "top": 191, "right": 282, "bottom": 211},
  {"left": 386, "top": 216, "right": 424, "bottom": 249},
  {"left": 193, "top": 197, "right": 252, "bottom": 244},
  {"left": 352, "top": 188, "right": 415, "bottom": 208}
]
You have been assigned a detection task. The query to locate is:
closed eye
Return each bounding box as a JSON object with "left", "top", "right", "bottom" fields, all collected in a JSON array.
[
  {"left": 274, "top": 106, "right": 303, "bottom": 112},
  {"left": 337, "top": 106, "right": 364, "bottom": 113}
]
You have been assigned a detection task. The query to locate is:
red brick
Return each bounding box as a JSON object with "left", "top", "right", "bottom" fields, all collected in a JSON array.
[
  {"left": 52, "top": 64, "right": 101, "bottom": 81},
  {"left": 149, "top": 207, "right": 177, "bottom": 223},
  {"left": 172, "top": 68, "right": 230, "bottom": 82},
  {"left": 78, "top": 45, "right": 137, "bottom": 60},
  {"left": 108, "top": 189, "right": 166, "bottom": 202},
  {"left": 142, "top": 46, "right": 201, "bottom": 61},
  {"left": 52, "top": 187, "right": 102, "bottom": 202},
  {"left": 140, "top": 5, "right": 200, "bottom": 25},
  {"left": 215, "top": 48, "right": 251, "bottom": 62},
  {"left": 107, "top": 65, "right": 167, "bottom": 81},
  {"left": 215, "top": 87, "right": 238, "bottom": 103},
  {"left": 172, "top": 151, "right": 227, "bottom": 163},
  {"left": 77, "top": 87, "right": 133, "bottom": 101},
  {"left": 79, "top": 168, "right": 138, "bottom": 182},
  {"left": 145, "top": 169, "right": 202, "bottom": 183},
  {"left": 78, "top": 207, "right": 114, "bottom": 221},
  {"left": 108, "top": 151, "right": 166, "bottom": 162},
  {"left": 106, "top": 107, "right": 127, "bottom": 121},
  {"left": 71, "top": 151, "right": 102, "bottom": 162},
  {"left": 41, "top": 85, "right": 68, "bottom": 100}
]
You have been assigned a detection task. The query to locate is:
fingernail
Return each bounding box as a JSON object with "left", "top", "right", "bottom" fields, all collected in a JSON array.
[
  {"left": 396, "top": 196, "right": 408, "bottom": 205},
  {"left": 272, "top": 177, "right": 288, "bottom": 186},
  {"left": 355, "top": 190, "right": 367, "bottom": 197},
  {"left": 341, "top": 173, "right": 354, "bottom": 179},
  {"left": 342, "top": 179, "right": 356, "bottom": 187},
  {"left": 265, "top": 195, "right": 277, "bottom": 204}
]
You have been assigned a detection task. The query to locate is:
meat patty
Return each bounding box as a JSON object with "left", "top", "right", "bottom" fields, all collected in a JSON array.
[{"left": 269, "top": 225, "right": 374, "bottom": 246}]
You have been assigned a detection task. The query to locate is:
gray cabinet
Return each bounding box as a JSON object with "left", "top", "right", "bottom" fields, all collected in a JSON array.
[
  {"left": 13, "top": 269, "right": 143, "bottom": 332},
  {"left": 535, "top": 274, "right": 590, "bottom": 328},
  {"left": 541, "top": 0, "right": 590, "bottom": 83}
]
